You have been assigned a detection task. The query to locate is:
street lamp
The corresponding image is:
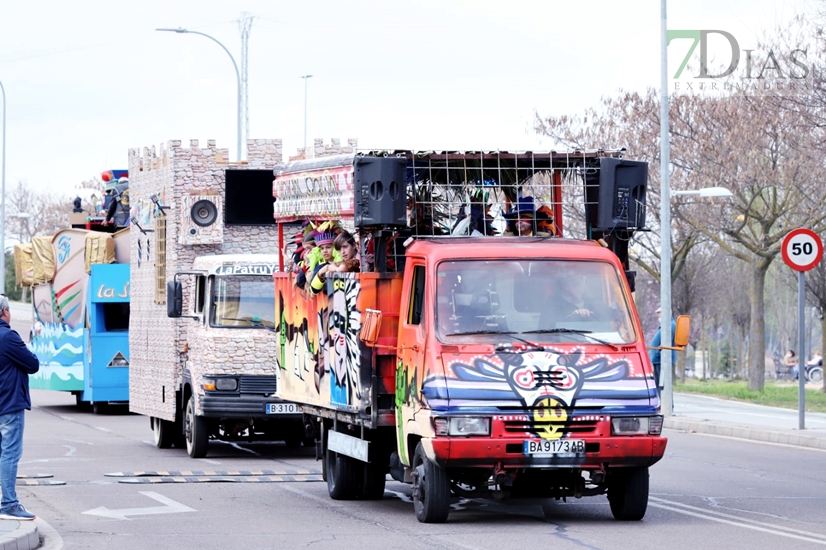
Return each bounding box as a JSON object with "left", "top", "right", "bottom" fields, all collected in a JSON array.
[
  {"left": 300, "top": 75, "right": 313, "bottom": 156},
  {"left": 1, "top": 79, "right": 7, "bottom": 296},
  {"left": 156, "top": 28, "right": 243, "bottom": 161}
]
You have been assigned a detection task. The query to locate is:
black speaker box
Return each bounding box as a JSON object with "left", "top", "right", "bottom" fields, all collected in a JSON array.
[
  {"left": 595, "top": 158, "right": 648, "bottom": 231},
  {"left": 191, "top": 199, "right": 218, "bottom": 227},
  {"left": 225, "top": 169, "right": 276, "bottom": 225},
  {"left": 353, "top": 156, "right": 408, "bottom": 227}
]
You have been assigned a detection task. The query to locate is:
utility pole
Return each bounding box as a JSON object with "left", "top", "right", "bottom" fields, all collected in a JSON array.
[
  {"left": 238, "top": 12, "right": 254, "bottom": 161},
  {"left": 300, "top": 75, "right": 313, "bottom": 157}
]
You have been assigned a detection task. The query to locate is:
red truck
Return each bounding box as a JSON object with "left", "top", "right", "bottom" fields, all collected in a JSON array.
[{"left": 272, "top": 150, "right": 688, "bottom": 522}]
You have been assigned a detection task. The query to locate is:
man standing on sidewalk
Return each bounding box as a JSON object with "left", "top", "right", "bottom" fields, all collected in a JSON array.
[
  {"left": 0, "top": 294, "right": 39, "bottom": 520},
  {"left": 650, "top": 308, "right": 677, "bottom": 394}
]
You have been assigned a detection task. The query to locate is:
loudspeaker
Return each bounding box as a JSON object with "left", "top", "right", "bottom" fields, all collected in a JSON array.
[
  {"left": 179, "top": 195, "right": 224, "bottom": 245},
  {"left": 191, "top": 199, "right": 218, "bottom": 227},
  {"left": 595, "top": 158, "right": 648, "bottom": 231},
  {"left": 353, "top": 156, "right": 408, "bottom": 227}
]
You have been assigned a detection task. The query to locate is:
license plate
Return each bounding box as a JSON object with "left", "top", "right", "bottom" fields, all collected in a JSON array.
[
  {"left": 266, "top": 403, "right": 298, "bottom": 414},
  {"left": 523, "top": 439, "right": 585, "bottom": 455}
]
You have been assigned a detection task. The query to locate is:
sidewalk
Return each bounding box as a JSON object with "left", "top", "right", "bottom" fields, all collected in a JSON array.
[
  {"left": 0, "top": 517, "right": 39, "bottom": 550},
  {"left": 666, "top": 392, "right": 826, "bottom": 450}
]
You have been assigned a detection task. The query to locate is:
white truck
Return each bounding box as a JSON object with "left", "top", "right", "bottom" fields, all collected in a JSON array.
[{"left": 127, "top": 138, "right": 308, "bottom": 458}]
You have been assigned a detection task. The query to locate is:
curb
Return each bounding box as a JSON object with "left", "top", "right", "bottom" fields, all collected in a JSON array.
[
  {"left": 664, "top": 417, "right": 826, "bottom": 450},
  {"left": 0, "top": 520, "right": 39, "bottom": 550}
]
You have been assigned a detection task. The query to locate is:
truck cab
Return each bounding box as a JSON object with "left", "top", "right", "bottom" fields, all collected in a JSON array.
[
  {"left": 164, "top": 254, "right": 306, "bottom": 457},
  {"left": 389, "top": 238, "right": 663, "bottom": 520}
]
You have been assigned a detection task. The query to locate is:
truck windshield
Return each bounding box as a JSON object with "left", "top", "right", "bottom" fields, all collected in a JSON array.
[
  {"left": 210, "top": 275, "right": 275, "bottom": 329},
  {"left": 436, "top": 259, "right": 636, "bottom": 345}
]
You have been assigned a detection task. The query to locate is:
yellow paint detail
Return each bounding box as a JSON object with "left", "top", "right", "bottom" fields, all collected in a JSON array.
[{"left": 533, "top": 397, "right": 567, "bottom": 440}]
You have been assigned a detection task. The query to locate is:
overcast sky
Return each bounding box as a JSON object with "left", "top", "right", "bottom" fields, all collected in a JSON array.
[{"left": 0, "top": 0, "right": 812, "bottom": 199}]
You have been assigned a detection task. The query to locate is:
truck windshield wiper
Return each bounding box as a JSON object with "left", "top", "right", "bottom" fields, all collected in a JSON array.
[
  {"left": 447, "top": 330, "right": 544, "bottom": 351},
  {"left": 522, "top": 328, "right": 619, "bottom": 351}
]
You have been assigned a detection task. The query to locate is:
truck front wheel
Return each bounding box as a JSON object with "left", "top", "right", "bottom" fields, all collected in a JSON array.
[
  {"left": 185, "top": 397, "right": 209, "bottom": 459},
  {"left": 411, "top": 443, "right": 450, "bottom": 523},
  {"left": 326, "top": 448, "right": 362, "bottom": 500},
  {"left": 608, "top": 466, "right": 649, "bottom": 521}
]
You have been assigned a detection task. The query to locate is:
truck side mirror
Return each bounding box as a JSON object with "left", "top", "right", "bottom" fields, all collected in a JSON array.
[
  {"left": 167, "top": 281, "right": 183, "bottom": 318},
  {"left": 674, "top": 315, "right": 690, "bottom": 348},
  {"left": 359, "top": 309, "right": 382, "bottom": 347}
]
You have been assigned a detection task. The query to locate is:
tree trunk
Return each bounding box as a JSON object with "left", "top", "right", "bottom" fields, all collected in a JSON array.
[{"left": 748, "top": 261, "right": 770, "bottom": 391}]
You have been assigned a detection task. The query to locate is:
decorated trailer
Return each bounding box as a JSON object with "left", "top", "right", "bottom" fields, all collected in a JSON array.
[
  {"left": 128, "top": 139, "right": 306, "bottom": 458},
  {"left": 17, "top": 224, "right": 131, "bottom": 412},
  {"left": 272, "top": 150, "right": 688, "bottom": 522}
]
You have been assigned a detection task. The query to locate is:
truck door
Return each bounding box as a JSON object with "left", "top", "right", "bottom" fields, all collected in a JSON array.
[{"left": 395, "top": 262, "right": 428, "bottom": 465}]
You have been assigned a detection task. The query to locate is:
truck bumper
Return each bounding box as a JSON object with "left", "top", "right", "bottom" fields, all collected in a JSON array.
[
  {"left": 200, "top": 393, "right": 301, "bottom": 420},
  {"left": 429, "top": 436, "right": 667, "bottom": 469}
]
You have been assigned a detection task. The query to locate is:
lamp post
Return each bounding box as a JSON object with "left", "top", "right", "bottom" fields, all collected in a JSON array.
[
  {"left": 300, "top": 75, "right": 313, "bottom": 156},
  {"left": 661, "top": 185, "right": 734, "bottom": 415},
  {"left": 659, "top": 0, "right": 673, "bottom": 416},
  {"left": 156, "top": 28, "right": 243, "bottom": 161},
  {"left": 1, "top": 79, "right": 7, "bottom": 296}
]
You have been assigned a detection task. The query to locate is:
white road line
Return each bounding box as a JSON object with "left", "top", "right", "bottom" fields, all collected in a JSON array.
[
  {"left": 678, "top": 431, "right": 826, "bottom": 453},
  {"left": 650, "top": 498, "right": 826, "bottom": 544}
]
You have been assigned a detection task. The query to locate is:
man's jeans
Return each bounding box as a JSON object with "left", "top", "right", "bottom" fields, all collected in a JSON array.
[{"left": 0, "top": 411, "right": 25, "bottom": 510}]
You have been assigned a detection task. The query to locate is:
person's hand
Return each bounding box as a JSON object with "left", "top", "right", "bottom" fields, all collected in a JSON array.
[
  {"left": 100, "top": 219, "right": 110, "bottom": 226},
  {"left": 572, "top": 308, "right": 592, "bottom": 317}
]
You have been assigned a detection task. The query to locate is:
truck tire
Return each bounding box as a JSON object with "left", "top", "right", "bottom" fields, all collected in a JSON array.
[
  {"left": 361, "top": 460, "right": 387, "bottom": 500},
  {"left": 152, "top": 417, "right": 175, "bottom": 449},
  {"left": 412, "top": 442, "right": 451, "bottom": 523},
  {"left": 326, "top": 448, "right": 362, "bottom": 500},
  {"left": 608, "top": 467, "right": 649, "bottom": 521},
  {"left": 185, "top": 397, "right": 209, "bottom": 459}
]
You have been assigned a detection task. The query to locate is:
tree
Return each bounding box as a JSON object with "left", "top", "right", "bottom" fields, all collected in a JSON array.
[{"left": 536, "top": 84, "right": 826, "bottom": 391}]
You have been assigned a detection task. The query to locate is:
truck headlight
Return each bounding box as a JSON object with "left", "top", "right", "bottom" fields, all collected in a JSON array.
[
  {"left": 611, "top": 416, "right": 662, "bottom": 435},
  {"left": 448, "top": 417, "right": 490, "bottom": 436},
  {"left": 204, "top": 378, "right": 238, "bottom": 391}
]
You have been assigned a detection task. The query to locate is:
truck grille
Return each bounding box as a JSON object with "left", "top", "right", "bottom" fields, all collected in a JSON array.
[
  {"left": 500, "top": 418, "right": 598, "bottom": 435},
  {"left": 238, "top": 376, "right": 278, "bottom": 395}
]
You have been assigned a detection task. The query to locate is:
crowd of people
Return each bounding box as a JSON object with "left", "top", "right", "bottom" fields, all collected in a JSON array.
[{"left": 287, "top": 222, "right": 361, "bottom": 294}]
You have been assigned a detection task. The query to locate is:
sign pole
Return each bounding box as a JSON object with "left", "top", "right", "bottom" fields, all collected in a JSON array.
[
  {"left": 798, "top": 270, "right": 806, "bottom": 430},
  {"left": 781, "top": 227, "right": 823, "bottom": 431}
]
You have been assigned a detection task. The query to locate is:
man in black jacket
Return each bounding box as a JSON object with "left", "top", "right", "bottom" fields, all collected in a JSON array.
[{"left": 0, "top": 294, "right": 39, "bottom": 520}]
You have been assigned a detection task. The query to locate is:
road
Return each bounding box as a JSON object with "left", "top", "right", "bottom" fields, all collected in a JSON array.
[{"left": 16, "top": 389, "right": 826, "bottom": 550}]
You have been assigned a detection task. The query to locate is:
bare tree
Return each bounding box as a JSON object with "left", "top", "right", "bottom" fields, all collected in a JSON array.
[
  {"left": 537, "top": 84, "right": 826, "bottom": 391},
  {"left": 5, "top": 180, "right": 76, "bottom": 243}
]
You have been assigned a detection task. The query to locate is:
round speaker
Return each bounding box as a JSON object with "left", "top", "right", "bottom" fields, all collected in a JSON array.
[{"left": 191, "top": 199, "right": 218, "bottom": 227}]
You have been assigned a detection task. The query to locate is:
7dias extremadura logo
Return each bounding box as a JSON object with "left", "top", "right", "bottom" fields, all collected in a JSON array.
[{"left": 667, "top": 30, "right": 810, "bottom": 91}]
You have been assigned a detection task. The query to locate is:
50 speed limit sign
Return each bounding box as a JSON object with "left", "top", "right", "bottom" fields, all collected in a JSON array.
[{"left": 782, "top": 228, "right": 824, "bottom": 272}]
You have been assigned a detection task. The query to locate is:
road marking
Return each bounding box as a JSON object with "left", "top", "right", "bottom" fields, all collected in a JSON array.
[
  {"left": 681, "top": 432, "right": 826, "bottom": 453},
  {"left": 650, "top": 498, "right": 826, "bottom": 544},
  {"left": 82, "top": 491, "right": 196, "bottom": 520},
  {"left": 63, "top": 445, "right": 76, "bottom": 456},
  {"left": 16, "top": 473, "right": 54, "bottom": 479},
  {"left": 105, "top": 469, "right": 321, "bottom": 477},
  {"left": 16, "top": 479, "right": 66, "bottom": 486},
  {"left": 94, "top": 427, "right": 112, "bottom": 433},
  {"left": 118, "top": 475, "right": 323, "bottom": 484}
]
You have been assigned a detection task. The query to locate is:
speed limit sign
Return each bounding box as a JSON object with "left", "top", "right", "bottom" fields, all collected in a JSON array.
[{"left": 782, "top": 228, "right": 823, "bottom": 272}]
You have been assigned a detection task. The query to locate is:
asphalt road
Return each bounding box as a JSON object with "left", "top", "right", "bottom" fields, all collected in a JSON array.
[{"left": 17, "top": 389, "right": 826, "bottom": 550}]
